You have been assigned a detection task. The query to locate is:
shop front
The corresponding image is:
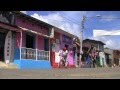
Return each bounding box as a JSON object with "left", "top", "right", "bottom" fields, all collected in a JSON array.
[{"left": 50, "top": 31, "right": 75, "bottom": 68}]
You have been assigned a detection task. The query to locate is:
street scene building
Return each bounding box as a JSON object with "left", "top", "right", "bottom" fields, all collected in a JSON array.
[
  {"left": 0, "top": 11, "right": 79, "bottom": 69},
  {"left": 113, "top": 50, "right": 120, "bottom": 66},
  {"left": 1, "top": 11, "right": 120, "bottom": 79},
  {"left": 0, "top": 11, "right": 120, "bottom": 70},
  {"left": 104, "top": 48, "right": 120, "bottom": 67},
  {"left": 104, "top": 48, "right": 114, "bottom": 67},
  {"left": 83, "top": 39, "right": 105, "bottom": 52}
]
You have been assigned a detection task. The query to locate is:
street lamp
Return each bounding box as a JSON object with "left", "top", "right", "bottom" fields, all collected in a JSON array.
[{"left": 96, "top": 15, "right": 101, "bottom": 17}]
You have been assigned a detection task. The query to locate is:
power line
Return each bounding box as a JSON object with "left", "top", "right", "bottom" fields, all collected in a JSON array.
[
  {"left": 87, "top": 17, "right": 120, "bottom": 19},
  {"left": 59, "top": 11, "right": 82, "bottom": 23},
  {"left": 49, "top": 11, "right": 81, "bottom": 25},
  {"left": 40, "top": 12, "right": 120, "bottom": 39}
]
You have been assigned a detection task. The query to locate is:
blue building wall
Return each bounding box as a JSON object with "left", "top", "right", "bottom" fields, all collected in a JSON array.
[
  {"left": 14, "top": 48, "right": 20, "bottom": 60},
  {"left": 14, "top": 48, "right": 52, "bottom": 69},
  {"left": 14, "top": 60, "right": 52, "bottom": 69}
]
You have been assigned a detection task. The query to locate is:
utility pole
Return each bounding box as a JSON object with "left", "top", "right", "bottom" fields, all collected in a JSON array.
[{"left": 79, "top": 15, "right": 86, "bottom": 67}]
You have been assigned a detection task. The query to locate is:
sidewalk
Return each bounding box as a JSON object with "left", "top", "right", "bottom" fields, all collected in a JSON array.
[{"left": 0, "top": 62, "right": 18, "bottom": 69}]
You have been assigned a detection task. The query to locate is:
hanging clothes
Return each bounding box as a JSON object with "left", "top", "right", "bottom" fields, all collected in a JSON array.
[
  {"left": 55, "top": 44, "right": 61, "bottom": 63},
  {"left": 102, "top": 52, "right": 107, "bottom": 67},
  {"left": 99, "top": 52, "right": 103, "bottom": 67},
  {"left": 67, "top": 50, "right": 74, "bottom": 66},
  {"left": 99, "top": 52, "right": 107, "bottom": 67}
]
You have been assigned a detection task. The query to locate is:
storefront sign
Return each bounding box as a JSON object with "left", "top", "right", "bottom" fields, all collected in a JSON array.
[
  {"left": 4, "top": 31, "right": 12, "bottom": 64},
  {"left": 62, "top": 35, "right": 72, "bottom": 44}
]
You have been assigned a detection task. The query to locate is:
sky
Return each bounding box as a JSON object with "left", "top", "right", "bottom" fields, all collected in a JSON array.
[{"left": 21, "top": 11, "right": 120, "bottom": 50}]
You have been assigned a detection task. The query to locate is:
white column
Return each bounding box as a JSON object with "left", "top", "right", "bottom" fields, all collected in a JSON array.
[
  {"left": 36, "top": 48, "right": 37, "bottom": 60},
  {"left": 20, "top": 31, "right": 22, "bottom": 60},
  {"left": 36, "top": 35, "right": 38, "bottom": 60},
  {"left": 49, "top": 38, "right": 50, "bottom": 61}
]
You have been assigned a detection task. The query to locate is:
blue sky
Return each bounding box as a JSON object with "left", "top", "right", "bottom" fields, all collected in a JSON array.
[{"left": 21, "top": 11, "right": 120, "bottom": 50}]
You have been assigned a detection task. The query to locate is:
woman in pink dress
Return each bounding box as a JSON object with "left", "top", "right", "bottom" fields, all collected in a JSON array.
[{"left": 67, "top": 48, "right": 74, "bottom": 66}]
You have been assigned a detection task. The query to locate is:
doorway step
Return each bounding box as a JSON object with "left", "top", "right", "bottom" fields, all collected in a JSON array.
[{"left": 0, "top": 61, "right": 18, "bottom": 69}]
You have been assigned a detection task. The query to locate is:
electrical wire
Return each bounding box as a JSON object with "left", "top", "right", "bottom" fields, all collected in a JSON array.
[
  {"left": 49, "top": 11, "right": 81, "bottom": 25},
  {"left": 38, "top": 11, "right": 120, "bottom": 49}
]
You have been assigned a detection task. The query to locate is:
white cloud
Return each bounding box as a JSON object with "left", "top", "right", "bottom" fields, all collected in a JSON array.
[
  {"left": 30, "top": 11, "right": 120, "bottom": 50},
  {"left": 20, "top": 11, "right": 27, "bottom": 14},
  {"left": 93, "top": 36, "right": 120, "bottom": 50},
  {"left": 100, "top": 15, "right": 117, "bottom": 22},
  {"left": 60, "top": 11, "right": 87, "bottom": 21},
  {"left": 31, "top": 12, "right": 82, "bottom": 37},
  {"left": 105, "top": 40, "right": 120, "bottom": 50}
]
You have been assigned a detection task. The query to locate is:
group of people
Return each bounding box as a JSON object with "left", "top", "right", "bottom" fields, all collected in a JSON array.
[
  {"left": 81, "top": 45, "right": 108, "bottom": 68},
  {"left": 57, "top": 38, "right": 105, "bottom": 68},
  {"left": 81, "top": 45, "right": 99, "bottom": 68}
]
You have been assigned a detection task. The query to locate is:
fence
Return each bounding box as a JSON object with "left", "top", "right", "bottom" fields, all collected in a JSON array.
[{"left": 21, "top": 47, "right": 49, "bottom": 61}]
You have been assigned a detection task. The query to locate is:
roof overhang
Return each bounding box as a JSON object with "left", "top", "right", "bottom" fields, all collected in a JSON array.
[
  {"left": 54, "top": 27, "right": 76, "bottom": 38},
  {"left": 0, "top": 21, "right": 20, "bottom": 32},
  {"left": 18, "top": 26, "right": 50, "bottom": 38},
  {"left": 13, "top": 11, "right": 53, "bottom": 29}
]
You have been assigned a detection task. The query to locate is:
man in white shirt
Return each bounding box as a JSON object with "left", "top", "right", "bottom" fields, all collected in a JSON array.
[{"left": 58, "top": 47, "right": 68, "bottom": 67}]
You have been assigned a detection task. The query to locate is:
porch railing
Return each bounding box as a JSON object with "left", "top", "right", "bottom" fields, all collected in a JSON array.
[{"left": 21, "top": 47, "right": 49, "bottom": 61}]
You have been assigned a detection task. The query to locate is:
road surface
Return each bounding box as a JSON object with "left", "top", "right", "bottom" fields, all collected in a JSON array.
[{"left": 0, "top": 67, "right": 120, "bottom": 79}]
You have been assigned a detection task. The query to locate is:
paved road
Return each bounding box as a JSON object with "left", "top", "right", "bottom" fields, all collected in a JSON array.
[{"left": 0, "top": 67, "right": 120, "bottom": 79}]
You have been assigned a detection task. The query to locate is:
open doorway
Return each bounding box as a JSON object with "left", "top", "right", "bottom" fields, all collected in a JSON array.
[
  {"left": 26, "top": 34, "right": 35, "bottom": 49},
  {"left": 0, "top": 32, "right": 6, "bottom": 62},
  {"left": 44, "top": 38, "right": 49, "bottom": 51}
]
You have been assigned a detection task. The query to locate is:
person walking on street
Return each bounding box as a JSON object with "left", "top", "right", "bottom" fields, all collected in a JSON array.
[
  {"left": 58, "top": 47, "right": 68, "bottom": 68},
  {"left": 73, "top": 38, "right": 80, "bottom": 67},
  {"left": 87, "top": 45, "right": 97, "bottom": 68}
]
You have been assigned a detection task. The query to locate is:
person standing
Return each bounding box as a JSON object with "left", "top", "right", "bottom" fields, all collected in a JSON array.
[
  {"left": 87, "top": 45, "right": 96, "bottom": 68},
  {"left": 73, "top": 38, "right": 80, "bottom": 67},
  {"left": 58, "top": 47, "right": 68, "bottom": 68},
  {"left": 62, "top": 47, "right": 68, "bottom": 67}
]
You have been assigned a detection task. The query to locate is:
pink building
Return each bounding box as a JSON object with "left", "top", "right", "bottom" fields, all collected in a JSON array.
[{"left": 0, "top": 11, "right": 77, "bottom": 69}]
